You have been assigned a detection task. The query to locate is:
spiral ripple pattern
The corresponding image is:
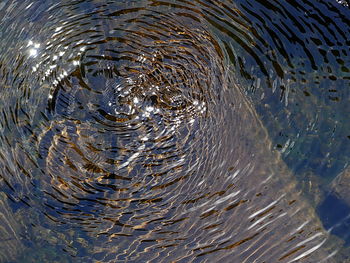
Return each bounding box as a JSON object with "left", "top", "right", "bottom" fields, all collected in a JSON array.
[{"left": 0, "top": 0, "right": 348, "bottom": 262}]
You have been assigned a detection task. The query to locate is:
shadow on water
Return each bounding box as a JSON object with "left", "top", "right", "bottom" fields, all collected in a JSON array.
[{"left": 0, "top": 0, "right": 349, "bottom": 262}]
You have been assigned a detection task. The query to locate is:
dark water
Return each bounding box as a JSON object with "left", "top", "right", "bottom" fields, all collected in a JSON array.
[{"left": 0, "top": 0, "right": 349, "bottom": 262}]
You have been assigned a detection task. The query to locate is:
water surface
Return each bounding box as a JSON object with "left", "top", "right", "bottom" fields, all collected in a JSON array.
[{"left": 0, "top": 0, "right": 349, "bottom": 262}]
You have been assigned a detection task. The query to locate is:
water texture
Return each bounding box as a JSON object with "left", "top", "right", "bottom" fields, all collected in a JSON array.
[{"left": 0, "top": 0, "right": 349, "bottom": 262}]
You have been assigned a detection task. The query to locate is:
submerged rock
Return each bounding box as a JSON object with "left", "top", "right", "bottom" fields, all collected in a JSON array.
[{"left": 331, "top": 167, "right": 350, "bottom": 205}]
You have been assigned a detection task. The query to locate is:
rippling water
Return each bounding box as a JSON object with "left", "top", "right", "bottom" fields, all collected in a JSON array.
[{"left": 0, "top": 0, "right": 349, "bottom": 262}]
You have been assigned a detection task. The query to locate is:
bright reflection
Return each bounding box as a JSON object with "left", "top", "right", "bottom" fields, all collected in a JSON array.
[
  {"left": 27, "top": 40, "right": 41, "bottom": 58},
  {"left": 29, "top": 48, "right": 38, "bottom": 57}
]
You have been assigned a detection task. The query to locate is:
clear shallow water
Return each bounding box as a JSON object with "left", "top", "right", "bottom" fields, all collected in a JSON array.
[{"left": 0, "top": 0, "right": 349, "bottom": 262}]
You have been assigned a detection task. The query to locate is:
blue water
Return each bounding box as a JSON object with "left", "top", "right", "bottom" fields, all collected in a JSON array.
[{"left": 0, "top": 0, "right": 349, "bottom": 262}]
